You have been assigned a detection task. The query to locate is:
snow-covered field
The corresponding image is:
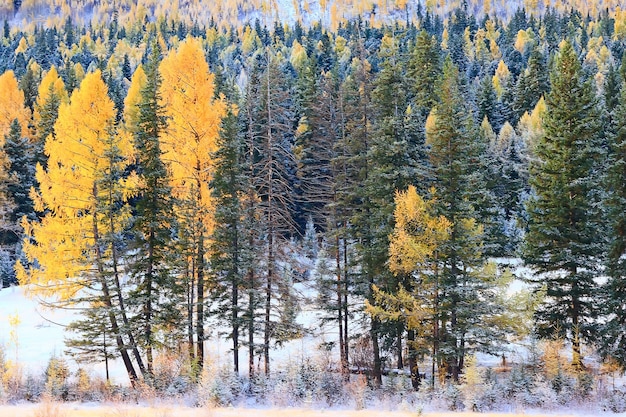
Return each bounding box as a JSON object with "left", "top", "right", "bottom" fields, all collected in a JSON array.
[
  {"left": 0, "top": 282, "right": 340, "bottom": 384},
  {"left": 0, "top": 404, "right": 616, "bottom": 417}
]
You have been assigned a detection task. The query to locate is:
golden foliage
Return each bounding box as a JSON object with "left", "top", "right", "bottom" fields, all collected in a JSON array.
[
  {"left": 0, "top": 70, "right": 31, "bottom": 144},
  {"left": 388, "top": 185, "right": 451, "bottom": 275},
  {"left": 33, "top": 66, "right": 68, "bottom": 131},
  {"left": 159, "top": 36, "right": 227, "bottom": 234},
  {"left": 492, "top": 59, "right": 511, "bottom": 98},
  {"left": 18, "top": 70, "right": 135, "bottom": 301}
]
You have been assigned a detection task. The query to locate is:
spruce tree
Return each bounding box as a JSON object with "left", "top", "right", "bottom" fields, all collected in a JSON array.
[
  {"left": 598, "top": 79, "right": 626, "bottom": 369},
  {"left": 210, "top": 90, "right": 252, "bottom": 374},
  {"left": 128, "top": 42, "right": 179, "bottom": 378},
  {"left": 426, "top": 57, "right": 504, "bottom": 381},
  {"left": 523, "top": 40, "right": 604, "bottom": 370}
]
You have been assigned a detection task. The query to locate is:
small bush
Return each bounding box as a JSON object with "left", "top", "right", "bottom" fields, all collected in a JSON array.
[
  {"left": 33, "top": 395, "right": 67, "bottom": 417},
  {"left": 602, "top": 389, "right": 626, "bottom": 413},
  {"left": 45, "top": 355, "right": 70, "bottom": 400}
]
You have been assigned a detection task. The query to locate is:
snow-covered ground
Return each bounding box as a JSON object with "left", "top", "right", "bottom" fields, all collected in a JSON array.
[
  {"left": 0, "top": 404, "right": 620, "bottom": 417},
  {"left": 0, "top": 282, "right": 341, "bottom": 384}
]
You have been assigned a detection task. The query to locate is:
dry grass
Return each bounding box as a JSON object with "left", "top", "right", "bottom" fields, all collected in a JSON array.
[
  {"left": 32, "top": 396, "right": 68, "bottom": 417},
  {"left": 0, "top": 405, "right": 593, "bottom": 417}
]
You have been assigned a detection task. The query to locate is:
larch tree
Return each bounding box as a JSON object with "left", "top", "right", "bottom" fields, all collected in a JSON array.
[
  {"left": 371, "top": 185, "right": 451, "bottom": 389},
  {"left": 16, "top": 70, "right": 141, "bottom": 386},
  {"left": 159, "top": 36, "right": 227, "bottom": 371},
  {"left": 523, "top": 40, "right": 604, "bottom": 371},
  {"left": 0, "top": 70, "right": 31, "bottom": 143}
]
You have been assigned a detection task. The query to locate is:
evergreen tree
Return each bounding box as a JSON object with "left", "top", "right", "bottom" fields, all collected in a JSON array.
[
  {"left": 426, "top": 57, "right": 504, "bottom": 381},
  {"left": 210, "top": 86, "right": 254, "bottom": 375},
  {"left": 523, "top": 40, "right": 604, "bottom": 370},
  {"left": 598, "top": 79, "right": 626, "bottom": 369},
  {"left": 249, "top": 48, "right": 300, "bottom": 375},
  {"left": 127, "top": 42, "right": 179, "bottom": 378},
  {"left": 2, "top": 119, "right": 36, "bottom": 247}
]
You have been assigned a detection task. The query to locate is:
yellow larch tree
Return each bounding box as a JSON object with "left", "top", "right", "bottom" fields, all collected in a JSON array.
[
  {"left": 367, "top": 185, "right": 451, "bottom": 388},
  {"left": 17, "top": 70, "right": 141, "bottom": 385},
  {"left": 0, "top": 70, "right": 31, "bottom": 144},
  {"left": 158, "top": 36, "right": 227, "bottom": 370}
]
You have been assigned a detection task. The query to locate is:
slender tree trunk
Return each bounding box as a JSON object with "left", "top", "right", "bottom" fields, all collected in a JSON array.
[
  {"left": 108, "top": 204, "right": 146, "bottom": 376},
  {"left": 196, "top": 232, "right": 205, "bottom": 371},
  {"left": 342, "top": 235, "right": 349, "bottom": 376},
  {"left": 396, "top": 324, "right": 403, "bottom": 369},
  {"left": 371, "top": 318, "right": 382, "bottom": 386},
  {"left": 264, "top": 225, "right": 273, "bottom": 375},
  {"left": 336, "top": 234, "right": 347, "bottom": 378},
  {"left": 146, "top": 228, "right": 154, "bottom": 376},
  {"left": 407, "top": 329, "right": 420, "bottom": 390},
  {"left": 187, "top": 258, "right": 195, "bottom": 365},
  {"left": 92, "top": 201, "right": 138, "bottom": 386},
  {"left": 248, "top": 268, "right": 255, "bottom": 378}
]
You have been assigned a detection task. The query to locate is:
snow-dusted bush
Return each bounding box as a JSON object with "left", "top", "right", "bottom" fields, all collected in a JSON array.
[
  {"left": 151, "top": 351, "right": 194, "bottom": 395},
  {"left": 441, "top": 382, "right": 464, "bottom": 411},
  {"left": 345, "top": 374, "right": 370, "bottom": 410},
  {"left": 317, "top": 368, "right": 344, "bottom": 406},
  {"left": 601, "top": 389, "right": 626, "bottom": 413},
  {"left": 44, "top": 356, "right": 69, "bottom": 400},
  {"left": 197, "top": 365, "right": 243, "bottom": 407},
  {"left": 24, "top": 372, "right": 45, "bottom": 401}
]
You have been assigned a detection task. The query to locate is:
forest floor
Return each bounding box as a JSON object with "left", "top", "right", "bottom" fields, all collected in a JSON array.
[{"left": 0, "top": 404, "right": 612, "bottom": 417}]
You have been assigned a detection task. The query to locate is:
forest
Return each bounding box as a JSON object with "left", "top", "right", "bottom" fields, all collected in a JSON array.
[{"left": 0, "top": 0, "right": 625, "bottom": 412}]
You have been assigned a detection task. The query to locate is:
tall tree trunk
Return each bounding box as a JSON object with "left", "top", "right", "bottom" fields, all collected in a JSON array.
[
  {"left": 407, "top": 329, "right": 420, "bottom": 390},
  {"left": 92, "top": 203, "right": 138, "bottom": 386},
  {"left": 108, "top": 200, "right": 146, "bottom": 376},
  {"left": 371, "top": 317, "right": 382, "bottom": 386},
  {"left": 264, "top": 225, "right": 273, "bottom": 375},
  {"left": 396, "top": 324, "right": 404, "bottom": 369},
  {"left": 196, "top": 231, "right": 205, "bottom": 371}
]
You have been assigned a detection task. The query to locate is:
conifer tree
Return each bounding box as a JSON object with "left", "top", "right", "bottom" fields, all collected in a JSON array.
[
  {"left": 2, "top": 119, "right": 35, "bottom": 250},
  {"left": 251, "top": 49, "right": 300, "bottom": 375},
  {"left": 127, "top": 42, "right": 179, "bottom": 378},
  {"left": 33, "top": 66, "right": 68, "bottom": 169},
  {"left": 523, "top": 40, "right": 604, "bottom": 370},
  {"left": 17, "top": 70, "right": 140, "bottom": 386},
  {"left": 426, "top": 57, "right": 504, "bottom": 381},
  {"left": 598, "top": 79, "right": 626, "bottom": 369},
  {"left": 159, "top": 36, "right": 227, "bottom": 372}
]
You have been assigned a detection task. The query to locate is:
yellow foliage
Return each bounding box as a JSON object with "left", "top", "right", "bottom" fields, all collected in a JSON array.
[
  {"left": 388, "top": 185, "right": 451, "bottom": 275},
  {"left": 365, "top": 284, "right": 429, "bottom": 331},
  {"left": 123, "top": 64, "right": 147, "bottom": 133},
  {"left": 15, "top": 37, "right": 28, "bottom": 55},
  {"left": 290, "top": 40, "right": 308, "bottom": 70},
  {"left": 424, "top": 107, "right": 438, "bottom": 146},
  {"left": 492, "top": 59, "right": 510, "bottom": 98},
  {"left": 517, "top": 95, "right": 546, "bottom": 152},
  {"left": 514, "top": 28, "right": 533, "bottom": 54},
  {"left": 19, "top": 70, "right": 134, "bottom": 301},
  {"left": 159, "top": 36, "right": 227, "bottom": 235},
  {"left": 0, "top": 70, "right": 31, "bottom": 144},
  {"left": 34, "top": 66, "right": 68, "bottom": 130}
]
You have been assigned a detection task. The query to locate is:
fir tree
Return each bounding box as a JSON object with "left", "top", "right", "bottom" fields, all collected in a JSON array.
[
  {"left": 598, "top": 78, "right": 626, "bottom": 369},
  {"left": 127, "top": 42, "right": 179, "bottom": 378},
  {"left": 523, "top": 40, "right": 604, "bottom": 370},
  {"left": 426, "top": 57, "right": 505, "bottom": 381}
]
